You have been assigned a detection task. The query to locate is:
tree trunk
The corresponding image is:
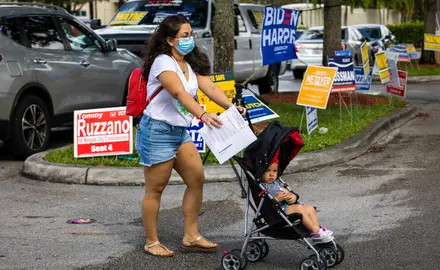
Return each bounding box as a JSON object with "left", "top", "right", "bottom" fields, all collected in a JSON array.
[
  {"left": 411, "top": 0, "right": 424, "bottom": 21},
  {"left": 420, "top": 0, "right": 436, "bottom": 64},
  {"left": 322, "top": 0, "right": 342, "bottom": 66},
  {"left": 213, "top": 0, "right": 235, "bottom": 73}
]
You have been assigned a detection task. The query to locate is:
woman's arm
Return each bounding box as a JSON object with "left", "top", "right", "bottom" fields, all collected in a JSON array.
[
  {"left": 196, "top": 75, "right": 246, "bottom": 115},
  {"left": 157, "top": 71, "right": 222, "bottom": 128}
]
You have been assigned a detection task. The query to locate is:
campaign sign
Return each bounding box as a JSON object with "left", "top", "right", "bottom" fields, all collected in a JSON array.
[
  {"left": 335, "top": 50, "right": 351, "bottom": 56},
  {"left": 261, "top": 6, "right": 302, "bottom": 66},
  {"left": 198, "top": 72, "right": 235, "bottom": 115},
  {"left": 306, "top": 106, "right": 318, "bottom": 134},
  {"left": 328, "top": 56, "right": 356, "bottom": 92},
  {"left": 424, "top": 34, "right": 440, "bottom": 52},
  {"left": 74, "top": 107, "right": 133, "bottom": 158},
  {"left": 386, "top": 71, "right": 407, "bottom": 98},
  {"left": 297, "top": 66, "right": 338, "bottom": 109},
  {"left": 375, "top": 51, "right": 390, "bottom": 83},
  {"left": 354, "top": 66, "right": 373, "bottom": 91},
  {"left": 186, "top": 105, "right": 206, "bottom": 153},
  {"left": 361, "top": 41, "right": 370, "bottom": 75},
  {"left": 243, "top": 95, "right": 279, "bottom": 124},
  {"left": 406, "top": 44, "right": 420, "bottom": 59},
  {"left": 390, "top": 45, "right": 411, "bottom": 62}
]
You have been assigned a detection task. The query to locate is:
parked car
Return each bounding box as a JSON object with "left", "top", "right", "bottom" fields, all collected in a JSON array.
[
  {"left": 0, "top": 3, "right": 141, "bottom": 158},
  {"left": 290, "top": 25, "right": 372, "bottom": 79},
  {"left": 95, "top": 0, "right": 286, "bottom": 94},
  {"left": 353, "top": 24, "right": 395, "bottom": 54}
]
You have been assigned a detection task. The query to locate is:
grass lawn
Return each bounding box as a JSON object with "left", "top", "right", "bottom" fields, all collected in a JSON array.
[
  {"left": 398, "top": 60, "right": 440, "bottom": 76},
  {"left": 44, "top": 93, "right": 407, "bottom": 167}
]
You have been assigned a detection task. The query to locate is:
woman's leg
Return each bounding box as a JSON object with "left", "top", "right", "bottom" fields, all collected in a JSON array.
[
  {"left": 142, "top": 159, "right": 175, "bottom": 256},
  {"left": 285, "top": 204, "right": 320, "bottom": 233},
  {"left": 173, "top": 141, "right": 218, "bottom": 249}
]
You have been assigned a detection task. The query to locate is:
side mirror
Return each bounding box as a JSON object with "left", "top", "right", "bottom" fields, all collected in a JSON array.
[
  {"left": 106, "top": 39, "right": 117, "bottom": 51},
  {"left": 90, "top": 19, "right": 101, "bottom": 30}
]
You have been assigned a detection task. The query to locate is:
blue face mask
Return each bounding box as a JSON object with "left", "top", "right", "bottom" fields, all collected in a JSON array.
[{"left": 175, "top": 36, "right": 195, "bottom": 55}]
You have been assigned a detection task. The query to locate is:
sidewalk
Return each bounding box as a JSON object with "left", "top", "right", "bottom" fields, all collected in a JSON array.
[{"left": 22, "top": 105, "right": 419, "bottom": 186}]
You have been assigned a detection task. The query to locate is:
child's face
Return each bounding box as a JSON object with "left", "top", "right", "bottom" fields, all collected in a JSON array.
[{"left": 262, "top": 163, "right": 278, "bottom": 184}]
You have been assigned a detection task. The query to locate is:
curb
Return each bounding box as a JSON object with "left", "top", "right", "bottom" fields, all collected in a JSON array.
[
  {"left": 22, "top": 105, "right": 419, "bottom": 186},
  {"left": 372, "top": 75, "right": 440, "bottom": 84}
]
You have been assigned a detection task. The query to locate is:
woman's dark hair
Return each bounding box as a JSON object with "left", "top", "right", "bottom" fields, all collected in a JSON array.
[{"left": 141, "top": 14, "right": 211, "bottom": 78}]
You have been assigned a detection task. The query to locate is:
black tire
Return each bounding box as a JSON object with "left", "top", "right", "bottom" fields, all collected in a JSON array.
[
  {"left": 221, "top": 249, "right": 247, "bottom": 270},
  {"left": 258, "top": 65, "right": 278, "bottom": 94},
  {"left": 245, "top": 241, "right": 262, "bottom": 262},
  {"left": 299, "top": 255, "right": 327, "bottom": 270},
  {"left": 257, "top": 240, "right": 269, "bottom": 259},
  {"left": 293, "top": 69, "right": 304, "bottom": 79},
  {"left": 318, "top": 246, "right": 338, "bottom": 268},
  {"left": 335, "top": 243, "right": 345, "bottom": 265},
  {"left": 7, "top": 95, "right": 51, "bottom": 159}
]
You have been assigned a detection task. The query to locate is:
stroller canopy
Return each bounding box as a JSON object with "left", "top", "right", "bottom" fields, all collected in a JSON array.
[{"left": 242, "top": 121, "right": 304, "bottom": 182}]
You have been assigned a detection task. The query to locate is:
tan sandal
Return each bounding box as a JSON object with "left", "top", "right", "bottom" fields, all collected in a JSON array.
[
  {"left": 181, "top": 235, "right": 219, "bottom": 253},
  {"left": 144, "top": 241, "right": 174, "bottom": 257}
]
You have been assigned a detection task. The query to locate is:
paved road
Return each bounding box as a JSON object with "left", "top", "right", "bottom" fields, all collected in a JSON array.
[{"left": 1, "top": 102, "right": 440, "bottom": 269}]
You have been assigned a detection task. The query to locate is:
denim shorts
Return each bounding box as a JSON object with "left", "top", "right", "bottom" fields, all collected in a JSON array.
[{"left": 135, "top": 114, "right": 192, "bottom": 167}]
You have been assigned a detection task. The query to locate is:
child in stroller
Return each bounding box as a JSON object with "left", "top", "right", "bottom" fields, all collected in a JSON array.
[
  {"left": 262, "top": 156, "right": 334, "bottom": 244},
  {"left": 220, "top": 121, "right": 344, "bottom": 270}
]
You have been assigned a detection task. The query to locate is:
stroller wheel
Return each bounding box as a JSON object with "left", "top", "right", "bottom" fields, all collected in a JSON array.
[
  {"left": 221, "top": 250, "right": 247, "bottom": 270},
  {"left": 256, "top": 240, "right": 269, "bottom": 259},
  {"left": 318, "top": 246, "right": 338, "bottom": 268},
  {"left": 299, "top": 255, "right": 327, "bottom": 270},
  {"left": 245, "top": 241, "right": 262, "bottom": 262},
  {"left": 334, "top": 243, "right": 345, "bottom": 265}
]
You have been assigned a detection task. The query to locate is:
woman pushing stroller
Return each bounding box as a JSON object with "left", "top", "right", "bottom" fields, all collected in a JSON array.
[{"left": 262, "top": 155, "right": 334, "bottom": 244}]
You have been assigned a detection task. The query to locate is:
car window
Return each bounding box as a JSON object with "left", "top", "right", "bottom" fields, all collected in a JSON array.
[
  {"left": 57, "top": 17, "right": 101, "bottom": 52},
  {"left": 298, "top": 29, "right": 345, "bottom": 40},
  {"left": 356, "top": 27, "right": 382, "bottom": 39},
  {"left": 0, "top": 16, "right": 23, "bottom": 45},
  {"left": 22, "top": 16, "right": 65, "bottom": 50},
  {"left": 248, "top": 9, "right": 263, "bottom": 30},
  {"left": 235, "top": 6, "right": 247, "bottom": 33},
  {"left": 352, "top": 28, "right": 363, "bottom": 40}
]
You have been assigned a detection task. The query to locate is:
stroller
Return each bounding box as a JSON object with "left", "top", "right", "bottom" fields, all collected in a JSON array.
[{"left": 220, "top": 121, "right": 345, "bottom": 270}]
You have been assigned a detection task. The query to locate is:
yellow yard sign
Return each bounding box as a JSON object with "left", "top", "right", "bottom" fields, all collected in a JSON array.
[
  {"left": 375, "top": 52, "right": 390, "bottom": 83},
  {"left": 197, "top": 72, "right": 236, "bottom": 114},
  {"left": 296, "top": 66, "right": 338, "bottom": 109},
  {"left": 424, "top": 34, "right": 440, "bottom": 52},
  {"left": 361, "top": 41, "right": 370, "bottom": 75},
  {"left": 109, "top": 11, "right": 147, "bottom": 25}
]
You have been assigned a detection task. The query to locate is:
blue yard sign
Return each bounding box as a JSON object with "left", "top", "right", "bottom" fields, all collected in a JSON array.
[
  {"left": 186, "top": 106, "right": 206, "bottom": 153},
  {"left": 335, "top": 50, "right": 351, "bottom": 56},
  {"left": 354, "top": 66, "right": 373, "bottom": 91},
  {"left": 261, "top": 6, "right": 302, "bottom": 66},
  {"left": 306, "top": 106, "right": 318, "bottom": 134},
  {"left": 243, "top": 95, "right": 279, "bottom": 124},
  {"left": 328, "top": 55, "right": 356, "bottom": 92}
]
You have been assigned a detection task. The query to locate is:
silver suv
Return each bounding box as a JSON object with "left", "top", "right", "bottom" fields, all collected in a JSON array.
[{"left": 0, "top": 2, "right": 141, "bottom": 158}]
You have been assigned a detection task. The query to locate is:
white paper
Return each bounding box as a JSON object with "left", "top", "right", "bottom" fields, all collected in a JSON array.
[{"left": 199, "top": 106, "right": 257, "bottom": 164}]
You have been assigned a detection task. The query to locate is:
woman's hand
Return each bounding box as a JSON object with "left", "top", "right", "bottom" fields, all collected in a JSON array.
[{"left": 201, "top": 112, "right": 223, "bottom": 129}]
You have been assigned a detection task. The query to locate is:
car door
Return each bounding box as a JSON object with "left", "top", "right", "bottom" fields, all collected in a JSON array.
[
  {"left": 234, "top": 4, "right": 254, "bottom": 82},
  {"left": 20, "top": 15, "right": 80, "bottom": 115},
  {"left": 55, "top": 16, "right": 125, "bottom": 109}
]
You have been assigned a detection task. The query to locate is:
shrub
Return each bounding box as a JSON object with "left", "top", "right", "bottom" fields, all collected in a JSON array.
[{"left": 387, "top": 20, "right": 424, "bottom": 48}]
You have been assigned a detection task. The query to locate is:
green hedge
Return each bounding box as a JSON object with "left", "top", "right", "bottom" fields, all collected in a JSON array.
[{"left": 386, "top": 20, "right": 424, "bottom": 48}]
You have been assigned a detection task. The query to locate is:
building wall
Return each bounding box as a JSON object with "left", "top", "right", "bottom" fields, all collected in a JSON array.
[
  {"left": 283, "top": 4, "right": 402, "bottom": 28},
  {"left": 76, "top": 0, "right": 120, "bottom": 25}
]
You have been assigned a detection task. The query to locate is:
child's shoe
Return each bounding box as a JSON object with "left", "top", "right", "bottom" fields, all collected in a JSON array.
[
  {"left": 311, "top": 231, "right": 334, "bottom": 244},
  {"left": 320, "top": 227, "right": 333, "bottom": 236}
]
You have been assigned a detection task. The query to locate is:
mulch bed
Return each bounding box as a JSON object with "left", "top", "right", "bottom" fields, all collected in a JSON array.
[{"left": 260, "top": 92, "right": 390, "bottom": 107}]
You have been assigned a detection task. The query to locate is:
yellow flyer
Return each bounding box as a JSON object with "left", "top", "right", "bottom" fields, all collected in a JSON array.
[
  {"left": 197, "top": 72, "right": 236, "bottom": 114},
  {"left": 424, "top": 34, "right": 440, "bottom": 52},
  {"left": 296, "top": 66, "right": 338, "bottom": 109},
  {"left": 375, "top": 52, "right": 390, "bottom": 83}
]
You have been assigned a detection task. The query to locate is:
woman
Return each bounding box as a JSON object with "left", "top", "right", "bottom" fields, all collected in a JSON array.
[{"left": 136, "top": 14, "right": 246, "bottom": 258}]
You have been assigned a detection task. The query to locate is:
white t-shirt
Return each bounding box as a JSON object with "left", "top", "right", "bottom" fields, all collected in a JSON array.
[{"left": 143, "top": 54, "right": 199, "bottom": 127}]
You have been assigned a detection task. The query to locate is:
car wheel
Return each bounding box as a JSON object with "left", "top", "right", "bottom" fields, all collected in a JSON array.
[
  {"left": 8, "top": 95, "right": 51, "bottom": 159},
  {"left": 258, "top": 65, "right": 278, "bottom": 94}
]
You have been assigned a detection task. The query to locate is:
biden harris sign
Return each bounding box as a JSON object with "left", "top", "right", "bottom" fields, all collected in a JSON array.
[{"left": 261, "top": 6, "right": 302, "bottom": 66}]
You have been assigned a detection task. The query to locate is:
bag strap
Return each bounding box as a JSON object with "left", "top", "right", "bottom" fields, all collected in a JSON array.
[{"left": 146, "top": 85, "right": 164, "bottom": 106}]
